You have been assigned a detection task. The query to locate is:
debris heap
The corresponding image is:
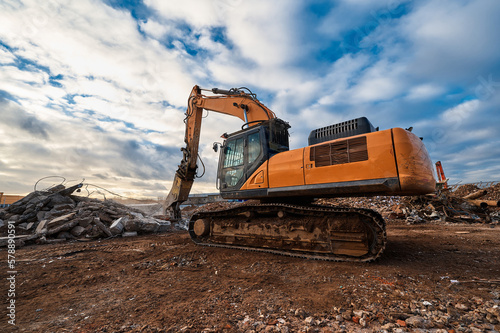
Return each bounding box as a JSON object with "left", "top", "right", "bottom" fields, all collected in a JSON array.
[
  {"left": 314, "top": 183, "right": 500, "bottom": 225},
  {"left": 0, "top": 184, "right": 172, "bottom": 247}
]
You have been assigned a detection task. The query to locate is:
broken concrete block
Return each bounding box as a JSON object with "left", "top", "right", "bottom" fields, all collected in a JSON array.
[
  {"left": 46, "top": 209, "right": 74, "bottom": 220},
  {"left": 130, "top": 211, "right": 144, "bottom": 219},
  {"left": 36, "top": 235, "right": 47, "bottom": 244},
  {"left": 53, "top": 203, "right": 75, "bottom": 211},
  {"left": 18, "top": 210, "right": 38, "bottom": 224},
  {"left": 104, "top": 208, "right": 119, "bottom": 216},
  {"left": 110, "top": 217, "right": 126, "bottom": 235},
  {"left": 138, "top": 221, "right": 159, "bottom": 233},
  {"left": 36, "top": 219, "right": 48, "bottom": 234},
  {"left": 122, "top": 231, "right": 138, "bottom": 237},
  {"left": 70, "top": 225, "right": 86, "bottom": 237},
  {"left": 98, "top": 212, "right": 113, "bottom": 223},
  {"left": 57, "top": 231, "right": 74, "bottom": 240},
  {"left": 9, "top": 215, "right": 20, "bottom": 223},
  {"left": 158, "top": 222, "right": 171, "bottom": 233},
  {"left": 93, "top": 217, "right": 113, "bottom": 237},
  {"left": 86, "top": 225, "right": 102, "bottom": 238},
  {"left": 123, "top": 218, "right": 140, "bottom": 232},
  {"left": 77, "top": 216, "right": 93, "bottom": 228},
  {"left": 37, "top": 211, "right": 47, "bottom": 222},
  {"left": 48, "top": 184, "right": 65, "bottom": 193},
  {"left": 47, "top": 194, "right": 75, "bottom": 209},
  {"left": 47, "top": 212, "right": 76, "bottom": 228},
  {"left": 47, "top": 219, "right": 79, "bottom": 236},
  {"left": 127, "top": 203, "right": 163, "bottom": 216}
]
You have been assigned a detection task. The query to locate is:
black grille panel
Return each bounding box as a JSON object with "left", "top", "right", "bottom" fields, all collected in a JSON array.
[{"left": 308, "top": 117, "right": 375, "bottom": 145}]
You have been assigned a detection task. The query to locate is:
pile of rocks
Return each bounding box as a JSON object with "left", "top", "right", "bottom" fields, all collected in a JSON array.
[
  {"left": 229, "top": 298, "right": 500, "bottom": 333},
  {"left": 0, "top": 184, "right": 172, "bottom": 247}
]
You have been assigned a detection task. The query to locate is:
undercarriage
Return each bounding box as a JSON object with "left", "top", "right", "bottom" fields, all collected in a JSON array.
[{"left": 188, "top": 203, "right": 386, "bottom": 262}]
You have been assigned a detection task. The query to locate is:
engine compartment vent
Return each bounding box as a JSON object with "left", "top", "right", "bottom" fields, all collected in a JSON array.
[
  {"left": 308, "top": 117, "right": 375, "bottom": 145},
  {"left": 310, "top": 136, "right": 368, "bottom": 167}
]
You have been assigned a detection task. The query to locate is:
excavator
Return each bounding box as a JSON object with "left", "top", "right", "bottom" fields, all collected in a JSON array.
[{"left": 164, "top": 85, "right": 436, "bottom": 261}]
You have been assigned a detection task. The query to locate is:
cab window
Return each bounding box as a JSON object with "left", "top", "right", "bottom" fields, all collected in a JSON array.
[
  {"left": 223, "top": 138, "right": 244, "bottom": 168},
  {"left": 247, "top": 132, "right": 261, "bottom": 164}
]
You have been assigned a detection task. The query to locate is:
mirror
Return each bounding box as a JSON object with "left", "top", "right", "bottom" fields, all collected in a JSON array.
[{"left": 212, "top": 142, "right": 220, "bottom": 152}]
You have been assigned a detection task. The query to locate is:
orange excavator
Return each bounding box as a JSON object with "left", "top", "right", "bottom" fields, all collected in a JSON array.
[{"left": 165, "top": 85, "right": 436, "bottom": 261}]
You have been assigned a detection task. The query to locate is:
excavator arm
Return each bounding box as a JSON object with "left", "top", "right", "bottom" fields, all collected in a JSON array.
[{"left": 164, "top": 85, "right": 276, "bottom": 220}]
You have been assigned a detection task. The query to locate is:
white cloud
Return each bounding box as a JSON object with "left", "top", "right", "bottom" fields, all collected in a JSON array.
[
  {"left": 147, "top": 0, "right": 305, "bottom": 67},
  {"left": 0, "top": 46, "right": 16, "bottom": 64},
  {"left": 349, "top": 61, "right": 406, "bottom": 103},
  {"left": 403, "top": 0, "right": 500, "bottom": 80},
  {"left": 144, "top": 0, "right": 222, "bottom": 28},
  {"left": 1, "top": 0, "right": 500, "bottom": 197},
  {"left": 0, "top": 0, "right": 202, "bottom": 196},
  {"left": 406, "top": 84, "right": 446, "bottom": 101},
  {"left": 440, "top": 99, "right": 480, "bottom": 125},
  {"left": 139, "top": 19, "right": 173, "bottom": 40}
]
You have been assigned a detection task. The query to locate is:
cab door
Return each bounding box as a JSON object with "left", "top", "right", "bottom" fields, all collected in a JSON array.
[
  {"left": 218, "top": 128, "right": 266, "bottom": 192},
  {"left": 219, "top": 136, "right": 245, "bottom": 190}
]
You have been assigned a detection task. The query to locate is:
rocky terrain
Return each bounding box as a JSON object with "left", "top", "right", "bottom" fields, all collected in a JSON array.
[{"left": 0, "top": 183, "right": 499, "bottom": 332}]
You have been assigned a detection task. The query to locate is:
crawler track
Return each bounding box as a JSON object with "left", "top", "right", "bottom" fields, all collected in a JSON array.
[{"left": 188, "top": 203, "right": 386, "bottom": 262}]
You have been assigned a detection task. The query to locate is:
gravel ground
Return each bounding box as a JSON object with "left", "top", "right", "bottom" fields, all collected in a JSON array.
[{"left": 1, "top": 219, "right": 499, "bottom": 332}]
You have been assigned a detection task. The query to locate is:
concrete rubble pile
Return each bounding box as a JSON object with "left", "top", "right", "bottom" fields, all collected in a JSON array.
[
  {"left": 313, "top": 184, "right": 500, "bottom": 225},
  {"left": 0, "top": 184, "right": 172, "bottom": 247}
]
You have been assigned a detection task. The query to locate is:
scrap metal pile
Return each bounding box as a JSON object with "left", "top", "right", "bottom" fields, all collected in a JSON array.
[
  {"left": 0, "top": 184, "right": 172, "bottom": 247},
  {"left": 399, "top": 184, "right": 500, "bottom": 224}
]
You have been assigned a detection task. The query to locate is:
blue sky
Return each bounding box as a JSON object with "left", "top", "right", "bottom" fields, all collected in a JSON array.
[{"left": 1, "top": 0, "right": 500, "bottom": 197}]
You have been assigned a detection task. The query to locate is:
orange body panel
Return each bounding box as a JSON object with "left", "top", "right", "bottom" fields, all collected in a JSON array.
[
  {"left": 268, "top": 149, "right": 305, "bottom": 188},
  {"left": 392, "top": 128, "right": 436, "bottom": 194},
  {"left": 239, "top": 128, "right": 435, "bottom": 197},
  {"left": 240, "top": 162, "right": 270, "bottom": 190},
  {"left": 303, "top": 130, "right": 397, "bottom": 185}
]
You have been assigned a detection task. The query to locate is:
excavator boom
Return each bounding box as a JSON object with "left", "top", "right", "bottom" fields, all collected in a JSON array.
[{"left": 164, "top": 85, "right": 275, "bottom": 219}]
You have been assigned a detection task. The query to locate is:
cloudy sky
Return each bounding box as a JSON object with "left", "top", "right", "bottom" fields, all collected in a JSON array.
[{"left": 1, "top": 0, "right": 500, "bottom": 198}]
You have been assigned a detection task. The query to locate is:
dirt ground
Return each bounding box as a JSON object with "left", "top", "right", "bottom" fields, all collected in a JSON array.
[{"left": 1, "top": 219, "right": 500, "bottom": 333}]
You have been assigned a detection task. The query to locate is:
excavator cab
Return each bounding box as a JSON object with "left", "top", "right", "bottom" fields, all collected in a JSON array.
[{"left": 217, "top": 119, "right": 290, "bottom": 193}]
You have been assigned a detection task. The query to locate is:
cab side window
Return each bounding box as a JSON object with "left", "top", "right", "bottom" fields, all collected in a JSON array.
[
  {"left": 247, "top": 132, "right": 261, "bottom": 164},
  {"left": 223, "top": 138, "right": 244, "bottom": 168},
  {"left": 221, "top": 137, "right": 245, "bottom": 188}
]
